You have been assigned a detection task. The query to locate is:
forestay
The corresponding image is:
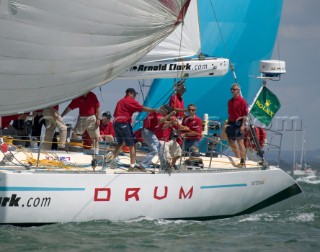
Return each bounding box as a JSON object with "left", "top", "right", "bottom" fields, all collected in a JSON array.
[{"left": 0, "top": 0, "right": 191, "bottom": 115}]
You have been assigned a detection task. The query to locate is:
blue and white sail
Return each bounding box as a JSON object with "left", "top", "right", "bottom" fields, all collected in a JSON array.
[{"left": 140, "top": 0, "right": 284, "bottom": 124}]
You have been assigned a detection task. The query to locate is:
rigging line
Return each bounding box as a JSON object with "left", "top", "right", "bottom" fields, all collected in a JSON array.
[
  {"left": 134, "top": 76, "right": 177, "bottom": 127},
  {"left": 209, "top": 0, "right": 238, "bottom": 83},
  {"left": 98, "top": 86, "right": 105, "bottom": 103},
  {"left": 7, "top": 149, "right": 31, "bottom": 168},
  {"left": 134, "top": 0, "right": 186, "bottom": 127},
  {"left": 150, "top": 80, "right": 177, "bottom": 109},
  {"left": 138, "top": 80, "right": 146, "bottom": 104},
  {"left": 177, "top": 7, "right": 185, "bottom": 80},
  {"left": 157, "top": 89, "right": 175, "bottom": 107},
  {"left": 133, "top": 88, "right": 175, "bottom": 128},
  {"left": 209, "top": 0, "right": 229, "bottom": 56},
  {"left": 134, "top": 79, "right": 155, "bottom": 126},
  {"left": 276, "top": 36, "right": 281, "bottom": 60}
]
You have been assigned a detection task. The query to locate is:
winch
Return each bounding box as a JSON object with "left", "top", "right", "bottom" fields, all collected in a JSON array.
[{"left": 184, "top": 157, "right": 204, "bottom": 170}]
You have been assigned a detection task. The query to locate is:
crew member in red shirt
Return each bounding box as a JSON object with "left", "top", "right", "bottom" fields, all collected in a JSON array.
[
  {"left": 99, "top": 111, "right": 114, "bottom": 142},
  {"left": 111, "top": 88, "right": 157, "bottom": 171},
  {"left": 181, "top": 104, "right": 203, "bottom": 152},
  {"left": 226, "top": 83, "right": 248, "bottom": 167},
  {"left": 0, "top": 115, "right": 19, "bottom": 129},
  {"left": 159, "top": 115, "right": 184, "bottom": 170},
  {"left": 42, "top": 105, "right": 67, "bottom": 150},
  {"left": 140, "top": 105, "right": 176, "bottom": 170},
  {"left": 169, "top": 80, "right": 187, "bottom": 120},
  {"left": 83, "top": 111, "right": 115, "bottom": 150},
  {"left": 1, "top": 114, "right": 30, "bottom": 146},
  {"left": 1, "top": 114, "right": 30, "bottom": 131},
  {"left": 61, "top": 91, "right": 101, "bottom": 155}
]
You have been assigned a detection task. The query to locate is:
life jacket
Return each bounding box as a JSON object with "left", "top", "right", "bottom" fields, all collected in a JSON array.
[{"left": 244, "top": 126, "right": 267, "bottom": 151}]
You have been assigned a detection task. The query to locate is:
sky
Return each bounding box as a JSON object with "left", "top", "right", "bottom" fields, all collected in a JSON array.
[
  {"left": 62, "top": 0, "right": 320, "bottom": 153},
  {"left": 270, "top": 0, "right": 320, "bottom": 151}
]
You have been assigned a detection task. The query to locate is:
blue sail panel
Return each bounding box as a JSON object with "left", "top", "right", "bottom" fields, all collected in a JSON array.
[{"left": 140, "top": 0, "right": 283, "bottom": 126}]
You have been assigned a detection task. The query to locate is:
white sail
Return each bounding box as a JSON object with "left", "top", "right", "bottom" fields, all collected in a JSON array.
[
  {"left": 0, "top": 0, "right": 191, "bottom": 115},
  {"left": 140, "top": 0, "right": 200, "bottom": 63},
  {"left": 117, "top": 0, "right": 229, "bottom": 80},
  {"left": 292, "top": 129, "right": 317, "bottom": 176}
]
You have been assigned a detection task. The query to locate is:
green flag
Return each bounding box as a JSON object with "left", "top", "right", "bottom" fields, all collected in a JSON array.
[{"left": 250, "top": 86, "right": 281, "bottom": 126}]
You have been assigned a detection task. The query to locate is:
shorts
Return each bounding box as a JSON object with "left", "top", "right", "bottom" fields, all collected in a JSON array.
[
  {"left": 114, "top": 122, "right": 135, "bottom": 147},
  {"left": 159, "top": 140, "right": 182, "bottom": 159},
  {"left": 225, "top": 121, "right": 244, "bottom": 140},
  {"left": 74, "top": 115, "right": 100, "bottom": 139}
]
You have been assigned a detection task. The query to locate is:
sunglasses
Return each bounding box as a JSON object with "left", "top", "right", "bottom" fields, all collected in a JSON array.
[
  {"left": 230, "top": 88, "right": 239, "bottom": 91},
  {"left": 188, "top": 109, "right": 196, "bottom": 111}
]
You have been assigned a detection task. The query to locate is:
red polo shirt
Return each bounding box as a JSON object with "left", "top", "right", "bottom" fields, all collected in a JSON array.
[
  {"left": 169, "top": 93, "right": 185, "bottom": 118},
  {"left": 143, "top": 112, "right": 171, "bottom": 141},
  {"left": 0, "top": 115, "right": 19, "bottom": 129},
  {"left": 143, "top": 112, "right": 161, "bottom": 130},
  {"left": 99, "top": 121, "right": 114, "bottom": 136},
  {"left": 113, "top": 96, "right": 143, "bottom": 123},
  {"left": 68, "top": 92, "right": 100, "bottom": 116},
  {"left": 182, "top": 115, "right": 203, "bottom": 140},
  {"left": 228, "top": 96, "right": 248, "bottom": 122}
]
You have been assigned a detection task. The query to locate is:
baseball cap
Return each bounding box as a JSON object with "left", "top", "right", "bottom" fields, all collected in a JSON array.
[
  {"left": 175, "top": 80, "right": 187, "bottom": 92},
  {"left": 125, "top": 88, "right": 138, "bottom": 94},
  {"left": 102, "top": 111, "right": 112, "bottom": 118}
]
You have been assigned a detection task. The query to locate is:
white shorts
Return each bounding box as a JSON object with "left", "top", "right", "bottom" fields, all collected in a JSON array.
[
  {"left": 74, "top": 115, "right": 100, "bottom": 139},
  {"left": 159, "top": 140, "right": 182, "bottom": 159}
]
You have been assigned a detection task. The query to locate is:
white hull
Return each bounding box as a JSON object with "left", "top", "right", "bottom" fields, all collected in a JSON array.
[{"left": 0, "top": 150, "right": 303, "bottom": 225}]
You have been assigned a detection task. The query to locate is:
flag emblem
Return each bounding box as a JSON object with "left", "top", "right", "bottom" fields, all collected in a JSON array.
[{"left": 250, "top": 86, "right": 281, "bottom": 126}]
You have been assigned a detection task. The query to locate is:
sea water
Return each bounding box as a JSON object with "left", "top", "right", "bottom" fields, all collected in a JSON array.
[{"left": 1, "top": 177, "right": 320, "bottom": 252}]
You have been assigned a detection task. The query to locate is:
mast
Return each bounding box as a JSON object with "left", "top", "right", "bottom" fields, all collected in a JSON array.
[
  {"left": 300, "top": 129, "right": 306, "bottom": 169},
  {"left": 292, "top": 124, "right": 297, "bottom": 174}
]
